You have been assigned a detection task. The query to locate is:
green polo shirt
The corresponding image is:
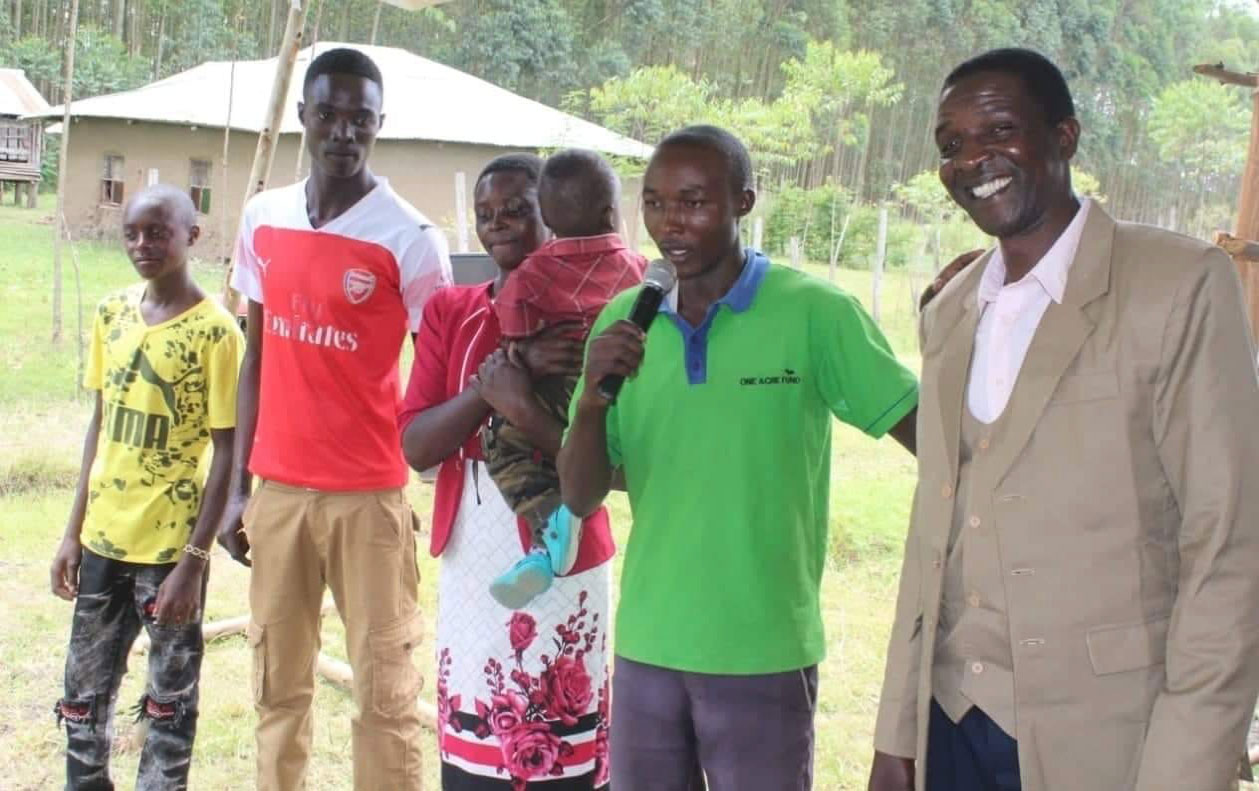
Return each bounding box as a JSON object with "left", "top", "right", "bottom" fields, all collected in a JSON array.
[{"left": 570, "top": 250, "right": 918, "bottom": 674}]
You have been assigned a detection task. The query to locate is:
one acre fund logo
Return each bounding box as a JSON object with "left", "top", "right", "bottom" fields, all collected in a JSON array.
[
  {"left": 343, "top": 268, "right": 377, "bottom": 304},
  {"left": 740, "top": 368, "right": 802, "bottom": 386}
]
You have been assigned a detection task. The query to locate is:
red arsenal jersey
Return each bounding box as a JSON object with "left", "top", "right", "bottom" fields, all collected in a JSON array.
[{"left": 231, "top": 179, "right": 451, "bottom": 490}]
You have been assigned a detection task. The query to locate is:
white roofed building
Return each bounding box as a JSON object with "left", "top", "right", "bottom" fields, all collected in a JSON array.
[
  {"left": 32, "top": 43, "right": 651, "bottom": 252},
  {"left": 1, "top": 68, "right": 50, "bottom": 205}
]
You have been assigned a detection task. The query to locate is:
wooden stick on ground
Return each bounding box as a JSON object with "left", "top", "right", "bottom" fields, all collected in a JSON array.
[{"left": 131, "top": 599, "right": 334, "bottom": 654}]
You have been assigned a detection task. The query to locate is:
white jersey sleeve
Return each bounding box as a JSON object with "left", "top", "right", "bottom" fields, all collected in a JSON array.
[
  {"left": 229, "top": 201, "right": 264, "bottom": 304},
  {"left": 399, "top": 224, "right": 453, "bottom": 332}
]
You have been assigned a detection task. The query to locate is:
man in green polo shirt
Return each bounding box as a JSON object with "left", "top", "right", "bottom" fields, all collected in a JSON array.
[{"left": 559, "top": 125, "right": 919, "bottom": 790}]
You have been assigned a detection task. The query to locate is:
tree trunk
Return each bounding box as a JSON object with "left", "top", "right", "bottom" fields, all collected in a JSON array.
[
  {"left": 14, "top": 0, "right": 22, "bottom": 38},
  {"left": 340, "top": 0, "right": 351, "bottom": 41},
  {"left": 153, "top": 8, "right": 165, "bottom": 79},
  {"left": 111, "top": 0, "right": 123, "bottom": 38},
  {"left": 370, "top": 0, "right": 382, "bottom": 44},
  {"left": 129, "top": 0, "right": 140, "bottom": 57},
  {"left": 52, "top": 0, "right": 80, "bottom": 344},
  {"left": 854, "top": 114, "right": 874, "bottom": 203}
]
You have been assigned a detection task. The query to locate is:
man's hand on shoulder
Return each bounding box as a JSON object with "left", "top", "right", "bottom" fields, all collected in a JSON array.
[
  {"left": 919, "top": 249, "right": 984, "bottom": 312},
  {"left": 868, "top": 750, "right": 915, "bottom": 791},
  {"left": 217, "top": 491, "right": 252, "bottom": 567}
]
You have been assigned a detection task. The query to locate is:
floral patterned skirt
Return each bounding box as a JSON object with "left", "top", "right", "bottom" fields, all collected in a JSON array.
[{"left": 435, "top": 462, "right": 611, "bottom": 790}]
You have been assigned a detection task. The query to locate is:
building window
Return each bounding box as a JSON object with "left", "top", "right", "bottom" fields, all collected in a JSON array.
[
  {"left": 101, "top": 155, "right": 125, "bottom": 205},
  {"left": 189, "top": 159, "right": 212, "bottom": 214},
  {"left": 0, "top": 122, "right": 30, "bottom": 163}
]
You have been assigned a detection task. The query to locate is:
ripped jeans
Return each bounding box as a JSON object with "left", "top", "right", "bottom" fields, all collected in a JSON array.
[{"left": 55, "top": 549, "right": 204, "bottom": 791}]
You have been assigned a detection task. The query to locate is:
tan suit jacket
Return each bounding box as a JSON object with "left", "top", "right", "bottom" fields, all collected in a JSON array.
[{"left": 875, "top": 205, "right": 1259, "bottom": 790}]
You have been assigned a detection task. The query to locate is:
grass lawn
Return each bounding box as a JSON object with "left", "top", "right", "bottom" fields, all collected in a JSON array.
[{"left": 1, "top": 196, "right": 920, "bottom": 789}]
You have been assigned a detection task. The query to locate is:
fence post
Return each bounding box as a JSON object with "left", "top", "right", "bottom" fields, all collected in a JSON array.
[{"left": 872, "top": 204, "right": 888, "bottom": 324}]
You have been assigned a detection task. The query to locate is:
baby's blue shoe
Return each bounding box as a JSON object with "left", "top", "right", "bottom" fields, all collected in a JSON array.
[{"left": 489, "top": 548, "right": 553, "bottom": 610}]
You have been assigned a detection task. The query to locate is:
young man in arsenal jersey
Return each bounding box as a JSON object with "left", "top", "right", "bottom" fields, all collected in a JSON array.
[{"left": 218, "top": 48, "right": 451, "bottom": 791}]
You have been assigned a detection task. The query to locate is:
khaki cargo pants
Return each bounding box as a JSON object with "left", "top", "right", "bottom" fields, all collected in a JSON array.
[{"left": 244, "top": 480, "right": 423, "bottom": 791}]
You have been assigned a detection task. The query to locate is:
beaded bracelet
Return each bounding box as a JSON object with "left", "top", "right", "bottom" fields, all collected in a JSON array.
[{"left": 183, "top": 544, "right": 211, "bottom": 561}]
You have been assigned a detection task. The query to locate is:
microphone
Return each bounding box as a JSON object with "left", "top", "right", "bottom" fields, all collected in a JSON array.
[{"left": 597, "top": 258, "right": 677, "bottom": 403}]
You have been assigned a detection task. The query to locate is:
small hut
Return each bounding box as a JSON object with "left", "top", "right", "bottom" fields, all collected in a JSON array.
[{"left": 0, "top": 68, "right": 50, "bottom": 208}]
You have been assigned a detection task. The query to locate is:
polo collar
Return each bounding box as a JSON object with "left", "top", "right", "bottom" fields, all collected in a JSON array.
[{"left": 663, "top": 249, "right": 770, "bottom": 316}]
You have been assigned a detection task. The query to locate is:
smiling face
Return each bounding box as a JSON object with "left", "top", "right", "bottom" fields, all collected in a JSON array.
[
  {"left": 474, "top": 169, "right": 549, "bottom": 273},
  {"left": 298, "top": 73, "right": 384, "bottom": 180},
  {"left": 122, "top": 191, "right": 198, "bottom": 280},
  {"left": 935, "top": 70, "right": 1079, "bottom": 241},
  {"left": 641, "top": 142, "right": 753, "bottom": 281}
]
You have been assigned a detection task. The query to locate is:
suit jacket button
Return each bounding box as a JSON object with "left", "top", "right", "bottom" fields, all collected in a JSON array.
[{"left": 941, "top": 484, "right": 954, "bottom": 498}]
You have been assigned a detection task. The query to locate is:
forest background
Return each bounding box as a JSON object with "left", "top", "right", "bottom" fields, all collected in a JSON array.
[{"left": 2, "top": 0, "right": 1258, "bottom": 274}]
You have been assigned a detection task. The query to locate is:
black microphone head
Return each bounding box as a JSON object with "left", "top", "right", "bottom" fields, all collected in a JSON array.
[{"left": 644, "top": 258, "right": 677, "bottom": 292}]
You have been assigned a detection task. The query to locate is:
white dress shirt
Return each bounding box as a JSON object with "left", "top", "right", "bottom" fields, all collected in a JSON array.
[{"left": 968, "top": 199, "right": 1092, "bottom": 424}]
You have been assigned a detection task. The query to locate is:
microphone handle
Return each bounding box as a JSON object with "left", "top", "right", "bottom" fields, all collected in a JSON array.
[{"left": 596, "top": 285, "right": 667, "bottom": 403}]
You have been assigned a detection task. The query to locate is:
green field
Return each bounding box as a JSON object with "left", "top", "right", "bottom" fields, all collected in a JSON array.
[{"left": 0, "top": 197, "right": 921, "bottom": 789}]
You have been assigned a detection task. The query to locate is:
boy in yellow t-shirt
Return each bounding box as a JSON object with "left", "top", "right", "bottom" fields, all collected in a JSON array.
[{"left": 49, "top": 185, "right": 242, "bottom": 790}]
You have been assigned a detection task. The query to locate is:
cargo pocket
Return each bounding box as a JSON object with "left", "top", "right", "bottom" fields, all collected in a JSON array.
[
  {"left": 368, "top": 612, "right": 424, "bottom": 718},
  {"left": 246, "top": 621, "right": 266, "bottom": 705}
]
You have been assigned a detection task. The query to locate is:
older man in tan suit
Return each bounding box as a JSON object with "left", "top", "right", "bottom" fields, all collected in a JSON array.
[{"left": 868, "top": 48, "right": 1259, "bottom": 791}]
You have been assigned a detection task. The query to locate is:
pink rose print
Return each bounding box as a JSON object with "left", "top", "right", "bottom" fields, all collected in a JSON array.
[
  {"left": 500, "top": 722, "right": 567, "bottom": 780},
  {"left": 452, "top": 592, "right": 604, "bottom": 788},
  {"left": 487, "top": 690, "right": 529, "bottom": 736},
  {"left": 508, "top": 611, "right": 537, "bottom": 657},
  {"left": 541, "top": 654, "right": 593, "bottom": 727}
]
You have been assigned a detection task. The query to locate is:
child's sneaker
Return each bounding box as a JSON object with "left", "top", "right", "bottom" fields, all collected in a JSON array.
[
  {"left": 542, "top": 505, "right": 582, "bottom": 576},
  {"left": 489, "top": 548, "right": 554, "bottom": 610}
]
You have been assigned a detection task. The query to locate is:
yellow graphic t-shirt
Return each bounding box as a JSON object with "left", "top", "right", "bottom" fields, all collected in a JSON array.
[{"left": 82, "top": 287, "right": 243, "bottom": 563}]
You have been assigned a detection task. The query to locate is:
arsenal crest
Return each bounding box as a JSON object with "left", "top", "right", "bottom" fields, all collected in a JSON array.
[{"left": 343, "top": 268, "right": 376, "bottom": 304}]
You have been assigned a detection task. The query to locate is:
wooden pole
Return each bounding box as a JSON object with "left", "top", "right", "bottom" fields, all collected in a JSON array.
[
  {"left": 219, "top": 60, "right": 236, "bottom": 264},
  {"left": 50, "top": 0, "right": 79, "bottom": 343},
  {"left": 872, "top": 204, "right": 888, "bottom": 325},
  {"left": 223, "top": 0, "right": 310, "bottom": 314},
  {"left": 1238, "top": 86, "right": 1259, "bottom": 242},
  {"left": 371, "top": 0, "right": 384, "bottom": 44},
  {"left": 293, "top": 0, "right": 325, "bottom": 184},
  {"left": 1193, "top": 64, "right": 1259, "bottom": 343}
]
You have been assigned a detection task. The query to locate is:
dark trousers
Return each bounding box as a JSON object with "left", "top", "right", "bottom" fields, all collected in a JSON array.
[
  {"left": 926, "top": 699, "right": 1021, "bottom": 791},
  {"left": 610, "top": 655, "right": 818, "bottom": 791},
  {"left": 56, "top": 549, "right": 205, "bottom": 791}
]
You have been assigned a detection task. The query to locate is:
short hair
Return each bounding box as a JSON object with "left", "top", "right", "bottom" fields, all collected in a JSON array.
[
  {"left": 477, "top": 153, "right": 544, "bottom": 188},
  {"left": 943, "top": 48, "right": 1075, "bottom": 127},
  {"left": 656, "top": 125, "right": 753, "bottom": 195},
  {"left": 125, "top": 184, "right": 198, "bottom": 229},
  {"left": 538, "top": 148, "right": 619, "bottom": 237},
  {"left": 303, "top": 47, "right": 383, "bottom": 98}
]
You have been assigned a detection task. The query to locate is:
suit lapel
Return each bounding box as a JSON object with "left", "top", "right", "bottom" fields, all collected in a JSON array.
[
  {"left": 934, "top": 292, "right": 982, "bottom": 489},
  {"left": 985, "top": 205, "right": 1116, "bottom": 485}
]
